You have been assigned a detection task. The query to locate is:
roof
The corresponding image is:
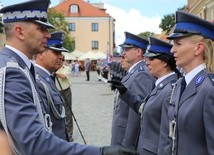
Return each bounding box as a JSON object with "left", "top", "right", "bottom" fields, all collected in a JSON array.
[{"left": 52, "top": 0, "right": 111, "bottom": 17}]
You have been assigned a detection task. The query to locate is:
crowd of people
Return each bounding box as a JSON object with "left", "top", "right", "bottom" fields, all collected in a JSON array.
[{"left": 0, "top": 0, "right": 214, "bottom": 155}]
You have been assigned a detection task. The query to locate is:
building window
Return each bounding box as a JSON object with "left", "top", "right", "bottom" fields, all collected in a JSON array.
[
  {"left": 68, "top": 23, "right": 75, "bottom": 31},
  {"left": 91, "top": 23, "right": 98, "bottom": 31},
  {"left": 70, "top": 4, "right": 78, "bottom": 13},
  {"left": 92, "top": 41, "right": 99, "bottom": 49}
]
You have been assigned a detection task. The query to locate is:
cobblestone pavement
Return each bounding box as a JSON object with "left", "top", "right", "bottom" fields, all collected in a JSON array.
[{"left": 70, "top": 71, "right": 114, "bottom": 147}]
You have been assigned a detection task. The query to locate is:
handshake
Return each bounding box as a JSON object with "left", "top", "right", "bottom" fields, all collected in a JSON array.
[
  {"left": 100, "top": 146, "right": 138, "bottom": 155},
  {"left": 108, "top": 80, "right": 127, "bottom": 95}
]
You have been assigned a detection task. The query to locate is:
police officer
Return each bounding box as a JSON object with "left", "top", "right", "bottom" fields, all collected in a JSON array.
[
  {"left": 0, "top": 1, "right": 138, "bottom": 155},
  {"left": 35, "top": 31, "right": 69, "bottom": 141},
  {"left": 109, "top": 32, "right": 155, "bottom": 150},
  {"left": 162, "top": 10, "right": 214, "bottom": 155},
  {"left": 140, "top": 37, "right": 181, "bottom": 155}
]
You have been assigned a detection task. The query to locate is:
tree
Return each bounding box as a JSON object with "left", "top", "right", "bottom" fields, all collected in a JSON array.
[
  {"left": 48, "top": 8, "right": 75, "bottom": 52},
  {"left": 159, "top": 13, "right": 175, "bottom": 34},
  {"left": 0, "top": 17, "right": 4, "bottom": 33},
  {"left": 138, "top": 31, "right": 154, "bottom": 40},
  {"left": 159, "top": 6, "right": 185, "bottom": 34}
]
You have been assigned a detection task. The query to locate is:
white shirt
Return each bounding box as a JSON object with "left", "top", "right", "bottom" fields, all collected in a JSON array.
[
  {"left": 56, "top": 65, "right": 71, "bottom": 90},
  {"left": 184, "top": 64, "right": 206, "bottom": 86},
  {"left": 128, "top": 60, "right": 144, "bottom": 73},
  {"left": 155, "top": 72, "right": 175, "bottom": 86},
  {"left": 35, "top": 64, "right": 51, "bottom": 76},
  {"left": 5, "top": 45, "right": 32, "bottom": 69}
]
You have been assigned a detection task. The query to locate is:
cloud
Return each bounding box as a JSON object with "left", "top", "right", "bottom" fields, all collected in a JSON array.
[{"left": 104, "top": 4, "right": 162, "bottom": 46}]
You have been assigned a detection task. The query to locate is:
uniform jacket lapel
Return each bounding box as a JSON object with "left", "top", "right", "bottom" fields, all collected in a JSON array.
[
  {"left": 1, "top": 47, "right": 28, "bottom": 69},
  {"left": 150, "top": 74, "right": 177, "bottom": 98},
  {"left": 35, "top": 66, "right": 59, "bottom": 94},
  {"left": 2, "top": 47, "right": 37, "bottom": 83},
  {"left": 122, "top": 61, "right": 146, "bottom": 83},
  {"left": 2, "top": 47, "right": 47, "bottom": 112},
  {"left": 179, "top": 70, "right": 207, "bottom": 107}
]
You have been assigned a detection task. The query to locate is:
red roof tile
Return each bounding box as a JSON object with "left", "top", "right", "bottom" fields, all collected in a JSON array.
[{"left": 52, "top": 0, "right": 110, "bottom": 17}]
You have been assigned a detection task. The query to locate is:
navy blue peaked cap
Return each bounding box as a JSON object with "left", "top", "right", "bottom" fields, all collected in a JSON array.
[
  {"left": 144, "top": 37, "right": 172, "bottom": 57},
  {"left": 167, "top": 10, "right": 214, "bottom": 40},
  {"left": 47, "top": 32, "right": 69, "bottom": 52},
  {"left": 119, "top": 32, "right": 149, "bottom": 50},
  {"left": 0, "top": 0, "right": 54, "bottom": 29}
]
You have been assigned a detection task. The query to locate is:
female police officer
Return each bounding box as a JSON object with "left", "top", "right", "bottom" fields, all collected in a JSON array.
[
  {"left": 162, "top": 10, "right": 214, "bottom": 155},
  {"left": 137, "top": 37, "right": 181, "bottom": 155}
]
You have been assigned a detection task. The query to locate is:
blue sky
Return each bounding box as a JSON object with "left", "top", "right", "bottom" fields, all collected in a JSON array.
[
  {"left": 0, "top": 0, "right": 187, "bottom": 46},
  {"left": 1, "top": 0, "right": 187, "bottom": 17}
]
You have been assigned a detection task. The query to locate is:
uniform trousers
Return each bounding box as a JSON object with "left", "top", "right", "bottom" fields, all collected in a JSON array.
[{"left": 60, "top": 87, "right": 73, "bottom": 142}]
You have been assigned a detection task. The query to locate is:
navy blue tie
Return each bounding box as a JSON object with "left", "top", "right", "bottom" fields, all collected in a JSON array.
[
  {"left": 50, "top": 74, "right": 55, "bottom": 82},
  {"left": 180, "top": 77, "right": 186, "bottom": 99},
  {"left": 30, "top": 64, "right": 35, "bottom": 79}
]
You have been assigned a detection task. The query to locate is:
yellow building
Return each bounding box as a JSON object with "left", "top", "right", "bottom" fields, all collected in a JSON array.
[
  {"left": 185, "top": 0, "right": 214, "bottom": 21},
  {"left": 53, "top": 0, "right": 115, "bottom": 55}
]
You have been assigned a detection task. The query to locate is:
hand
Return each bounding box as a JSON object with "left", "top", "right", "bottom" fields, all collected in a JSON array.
[
  {"left": 109, "top": 77, "right": 122, "bottom": 91},
  {"left": 108, "top": 80, "right": 127, "bottom": 94},
  {"left": 100, "top": 146, "right": 138, "bottom": 155}
]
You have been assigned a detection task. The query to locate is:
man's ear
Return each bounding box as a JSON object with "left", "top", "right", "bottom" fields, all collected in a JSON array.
[{"left": 14, "top": 24, "right": 25, "bottom": 40}]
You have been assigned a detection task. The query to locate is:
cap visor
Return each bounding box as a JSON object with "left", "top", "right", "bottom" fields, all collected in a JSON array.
[
  {"left": 34, "top": 20, "right": 55, "bottom": 29},
  {"left": 167, "top": 33, "right": 192, "bottom": 40},
  {"left": 144, "top": 51, "right": 161, "bottom": 57},
  {"left": 48, "top": 46, "right": 69, "bottom": 52},
  {"left": 119, "top": 44, "right": 135, "bottom": 48}
]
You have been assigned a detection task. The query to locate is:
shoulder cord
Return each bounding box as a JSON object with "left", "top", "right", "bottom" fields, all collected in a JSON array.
[
  {"left": 168, "top": 79, "right": 179, "bottom": 155},
  {"left": 138, "top": 94, "right": 150, "bottom": 119},
  {"left": 0, "top": 61, "right": 50, "bottom": 155},
  {"left": 39, "top": 80, "right": 65, "bottom": 119}
]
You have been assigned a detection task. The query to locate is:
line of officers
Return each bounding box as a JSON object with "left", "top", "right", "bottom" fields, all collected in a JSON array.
[
  {"left": 0, "top": 0, "right": 214, "bottom": 155},
  {"left": 108, "top": 10, "right": 214, "bottom": 155},
  {"left": 0, "top": 0, "right": 138, "bottom": 155}
]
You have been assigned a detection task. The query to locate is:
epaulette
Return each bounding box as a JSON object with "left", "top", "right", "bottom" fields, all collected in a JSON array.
[{"left": 208, "top": 73, "right": 214, "bottom": 86}]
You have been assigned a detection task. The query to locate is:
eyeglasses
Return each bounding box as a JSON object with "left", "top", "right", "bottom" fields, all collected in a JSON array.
[
  {"left": 122, "top": 47, "right": 137, "bottom": 51},
  {"left": 147, "top": 56, "right": 160, "bottom": 61}
]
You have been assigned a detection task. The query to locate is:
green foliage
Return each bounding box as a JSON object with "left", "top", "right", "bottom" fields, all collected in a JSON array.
[
  {"left": 0, "top": 17, "right": 3, "bottom": 33},
  {"left": 48, "top": 8, "right": 74, "bottom": 52},
  {"left": 138, "top": 32, "right": 154, "bottom": 40},
  {"left": 178, "top": 6, "right": 186, "bottom": 11},
  {"left": 159, "top": 13, "right": 175, "bottom": 34},
  {"left": 63, "top": 35, "right": 75, "bottom": 51}
]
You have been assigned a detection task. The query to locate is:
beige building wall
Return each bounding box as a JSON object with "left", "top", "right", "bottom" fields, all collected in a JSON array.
[
  {"left": 65, "top": 16, "right": 115, "bottom": 54},
  {"left": 0, "top": 33, "right": 5, "bottom": 49},
  {"left": 186, "top": 0, "right": 214, "bottom": 21}
]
